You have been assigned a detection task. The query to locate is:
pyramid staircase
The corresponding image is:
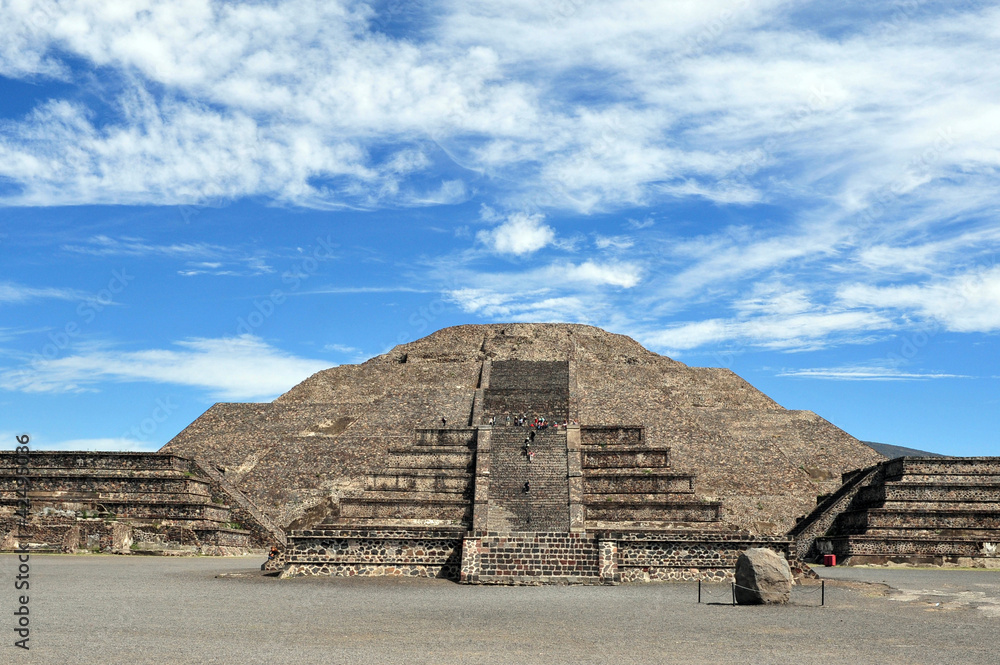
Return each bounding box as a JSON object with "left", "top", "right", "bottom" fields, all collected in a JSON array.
[
  {"left": 282, "top": 359, "right": 792, "bottom": 583},
  {"left": 0, "top": 452, "right": 270, "bottom": 554},
  {"left": 794, "top": 457, "right": 1000, "bottom": 565}
]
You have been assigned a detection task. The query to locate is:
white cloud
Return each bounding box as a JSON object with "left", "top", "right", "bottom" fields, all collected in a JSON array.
[
  {"left": 778, "top": 367, "right": 971, "bottom": 381},
  {"left": 555, "top": 260, "right": 641, "bottom": 288},
  {"left": 0, "top": 335, "right": 330, "bottom": 400},
  {"left": 477, "top": 212, "right": 556, "bottom": 255},
  {"left": 27, "top": 437, "right": 159, "bottom": 452},
  {"left": 0, "top": 0, "right": 996, "bottom": 219},
  {"left": 595, "top": 235, "right": 634, "bottom": 250},
  {"left": 644, "top": 309, "right": 890, "bottom": 353},
  {"left": 839, "top": 265, "right": 1000, "bottom": 333},
  {"left": 0, "top": 281, "right": 84, "bottom": 304}
]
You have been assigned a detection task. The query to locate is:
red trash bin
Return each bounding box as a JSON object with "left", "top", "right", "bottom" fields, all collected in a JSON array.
[{"left": 823, "top": 554, "right": 837, "bottom": 566}]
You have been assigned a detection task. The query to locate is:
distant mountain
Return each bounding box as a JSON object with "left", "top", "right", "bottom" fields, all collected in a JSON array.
[{"left": 863, "top": 441, "right": 945, "bottom": 458}]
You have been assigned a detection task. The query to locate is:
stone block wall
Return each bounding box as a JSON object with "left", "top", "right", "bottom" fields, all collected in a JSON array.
[
  {"left": 281, "top": 527, "right": 464, "bottom": 579},
  {"left": 610, "top": 532, "right": 791, "bottom": 582},
  {"left": 460, "top": 532, "right": 599, "bottom": 584}
]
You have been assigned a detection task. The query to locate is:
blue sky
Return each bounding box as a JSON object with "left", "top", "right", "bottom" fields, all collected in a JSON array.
[{"left": 1, "top": 1, "right": 998, "bottom": 456}]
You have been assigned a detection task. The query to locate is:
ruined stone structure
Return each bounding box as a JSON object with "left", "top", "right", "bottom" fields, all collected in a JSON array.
[
  {"left": 15, "top": 322, "right": 987, "bottom": 575},
  {"left": 0, "top": 452, "right": 283, "bottom": 554},
  {"left": 164, "top": 324, "right": 884, "bottom": 539},
  {"left": 277, "top": 354, "right": 796, "bottom": 582},
  {"left": 792, "top": 456, "right": 1000, "bottom": 566},
  {"left": 160, "top": 322, "right": 890, "bottom": 580}
]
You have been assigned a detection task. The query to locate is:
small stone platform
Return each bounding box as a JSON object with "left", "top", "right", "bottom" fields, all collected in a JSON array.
[
  {"left": 791, "top": 456, "right": 1000, "bottom": 566},
  {"left": 0, "top": 452, "right": 282, "bottom": 554}
]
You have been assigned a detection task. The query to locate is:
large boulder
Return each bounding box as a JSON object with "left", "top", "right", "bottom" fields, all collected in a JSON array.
[{"left": 735, "top": 548, "right": 792, "bottom": 605}]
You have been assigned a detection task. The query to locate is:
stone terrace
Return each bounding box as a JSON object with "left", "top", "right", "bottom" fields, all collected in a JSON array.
[
  {"left": 164, "top": 324, "right": 885, "bottom": 537},
  {"left": 793, "top": 456, "right": 1000, "bottom": 565},
  {"left": 0, "top": 452, "right": 281, "bottom": 554},
  {"left": 283, "top": 356, "right": 793, "bottom": 584}
]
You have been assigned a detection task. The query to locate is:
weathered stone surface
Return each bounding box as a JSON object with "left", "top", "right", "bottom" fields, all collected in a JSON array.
[
  {"left": 734, "top": 548, "right": 792, "bottom": 605},
  {"left": 0, "top": 452, "right": 265, "bottom": 554},
  {"left": 162, "top": 324, "right": 883, "bottom": 533},
  {"left": 798, "top": 456, "right": 1000, "bottom": 566}
]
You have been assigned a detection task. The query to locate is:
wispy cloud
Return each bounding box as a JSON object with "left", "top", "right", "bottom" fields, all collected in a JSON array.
[
  {"left": 0, "top": 1, "right": 996, "bottom": 220},
  {"left": 777, "top": 366, "right": 972, "bottom": 381},
  {"left": 63, "top": 235, "right": 274, "bottom": 276},
  {"left": 839, "top": 264, "right": 1000, "bottom": 333},
  {"left": 0, "top": 281, "right": 86, "bottom": 304},
  {"left": 293, "top": 286, "right": 433, "bottom": 295},
  {"left": 0, "top": 335, "right": 330, "bottom": 400},
  {"left": 61, "top": 235, "right": 222, "bottom": 258}
]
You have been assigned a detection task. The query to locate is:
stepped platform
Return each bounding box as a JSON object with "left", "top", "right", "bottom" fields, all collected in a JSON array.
[
  {"left": 794, "top": 457, "right": 1000, "bottom": 565},
  {"left": 281, "top": 359, "right": 787, "bottom": 583},
  {"left": 0, "top": 452, "right": 281, "bottom": 554},
  {"left": 579, "top": 426, "right": 721, "bottom": 533}
]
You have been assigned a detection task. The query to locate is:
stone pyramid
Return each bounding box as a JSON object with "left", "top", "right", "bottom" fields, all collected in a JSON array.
[{"left": 162, "top": 323, "right": 883, "bottom": 535}]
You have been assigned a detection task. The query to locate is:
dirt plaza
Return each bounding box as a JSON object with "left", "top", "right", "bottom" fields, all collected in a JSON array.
[{"left": 2, "top": 555, "right": 998, "bottom": 664}]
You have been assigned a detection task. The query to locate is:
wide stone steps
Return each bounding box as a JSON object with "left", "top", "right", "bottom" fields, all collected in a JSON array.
[
  {"left": 582, "top": 447, "right": 671, "bottom": 469},
  {"left": 888, "top": 473, "right": 1000, "bottom": 485},
  {"left": 858, "top": 483, "right": 1000, "bottom": 504},
  {"left": 0, "top": 468, "right": 204, "bottom": 479},
  {"left": 482, "top": 360, "right": 569, "bottom": 422},
  {"left": 487, "top": 426, "right": 569, "bottom": 532},
  {"left": 0, "top": 475, "right": 212, "bottom": 495},
  {"left": 385, "top": 447, "right": 475, "bottom": 470},
  {"left": 88, "top": 500, "right": 234, "bottom": 523},
  {"left": 0, "top": 452, "right": 190, "bottom": 472},
  {"left": 487, "top": 360, "right": 569, "bottom": 390},
  {"left": 816, "top": 535, "right": 996, "bottom": 560},
  {"left": 338, "top": 496, "right": 472, "bottom": 522},
  {"left": 834, "top": 508, "right": 1000, "bottom": 535},
  {"left": 318, "top": 517, "right": 467, "bottom": 528},
  {"left": 412, "top": 428, "right": 478, "bottom": 446},
  {"left": 580, "top": 426, "right": 645, "bottom": 446},
  {"left": 584, "top": 500, "right": 721, "bottom": 523},
  {"left": 367, "top": 470, "right": 472, "bottom": 494},
  {"left": 806, "top": 456, "right": 1000, "bottom": 565},
  {"left": 884, "top": 458, "right": 1000, "bottom": 477},
  {"left": 0, "top": 452, "right": 276, "bottom": 553},
  {"left": 583, "top": 471, "right": 694, "bottom": 494},
  {"left": 585, "top": 520, "right": 726, "bottom": 532}
]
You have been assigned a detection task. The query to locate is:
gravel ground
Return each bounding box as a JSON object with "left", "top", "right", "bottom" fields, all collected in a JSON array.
[{"left": 1, "top": 554, "right": 998, "bottom": 664}]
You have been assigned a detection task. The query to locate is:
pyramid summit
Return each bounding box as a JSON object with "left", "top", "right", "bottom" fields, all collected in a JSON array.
[{"left": 162, "top": 322, "right": 883, "bottom": 536}]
